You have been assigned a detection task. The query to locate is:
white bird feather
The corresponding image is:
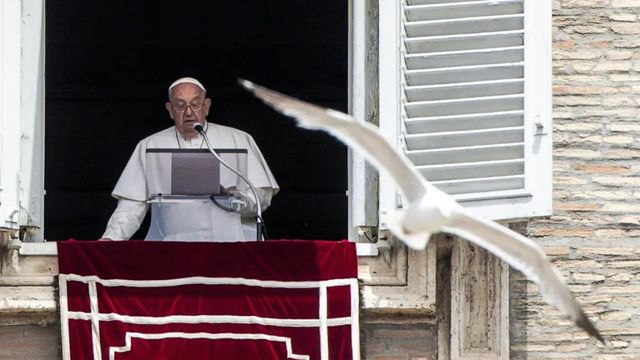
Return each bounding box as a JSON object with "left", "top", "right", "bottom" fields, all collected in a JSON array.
[{"left": 240, "top": 79, "right": 604, "bottom": 344}]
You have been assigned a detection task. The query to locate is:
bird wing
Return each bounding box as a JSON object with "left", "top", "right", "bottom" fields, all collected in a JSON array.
[
  {"left": 241, "top": 80, "right": 603, "bottom": 343},
  {"left": 240, "top": 79, "right": 426, "bottom": 203},
  {"left": 443, "top": 206, "right": 603, "bottom": 343}
]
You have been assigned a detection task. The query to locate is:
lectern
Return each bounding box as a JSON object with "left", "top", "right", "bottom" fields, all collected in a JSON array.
[{"left": 144, "top": 148, "right": 251, "bottom": 241}]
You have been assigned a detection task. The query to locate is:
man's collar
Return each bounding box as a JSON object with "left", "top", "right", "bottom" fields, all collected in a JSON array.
[{"left": 177, "top": 121, "right": 209, "bottom": 142}]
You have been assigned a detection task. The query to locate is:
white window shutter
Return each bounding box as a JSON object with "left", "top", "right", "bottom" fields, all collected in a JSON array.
[
  {"left": 0, "top": 0, "right": 23, "bottom": 231},
  {"left": 0, "top": 0, "right": 46, "bottom": 239},
  {"left": 379, "top": 0, "right": 552, "bottom": 221}
]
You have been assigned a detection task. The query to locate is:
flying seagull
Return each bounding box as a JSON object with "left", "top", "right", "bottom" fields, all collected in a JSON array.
[{"left": 240, "top": 79, "right": 604, "bottom": 344}]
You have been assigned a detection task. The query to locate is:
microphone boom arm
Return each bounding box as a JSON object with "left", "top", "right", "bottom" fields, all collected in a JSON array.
[{"left": 194, "top": 123, "right": 264, "bottom": 241}]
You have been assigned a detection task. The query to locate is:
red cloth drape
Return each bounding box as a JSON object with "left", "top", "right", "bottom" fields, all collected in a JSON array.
[{"left": 58, "top": 240, "right": 359, "bottom": 360}]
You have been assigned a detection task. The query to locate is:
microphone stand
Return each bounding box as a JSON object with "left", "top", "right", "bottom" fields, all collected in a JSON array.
[{"left": 194, "top": 124, "right": 265, "bottom": 241}]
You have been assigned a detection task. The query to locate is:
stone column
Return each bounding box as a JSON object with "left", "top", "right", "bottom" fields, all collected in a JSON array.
[{"left": 450, "top": 238, "right": 510, "bottom": 360}]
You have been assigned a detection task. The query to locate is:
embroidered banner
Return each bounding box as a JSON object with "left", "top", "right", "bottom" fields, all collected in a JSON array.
[{"left": 57, "top": 240, "right": 359, "bottom": 360}]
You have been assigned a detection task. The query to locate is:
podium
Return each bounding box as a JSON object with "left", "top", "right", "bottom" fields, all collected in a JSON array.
[{"left": 144, "top": 148, "right": 253, "bottom": 241}]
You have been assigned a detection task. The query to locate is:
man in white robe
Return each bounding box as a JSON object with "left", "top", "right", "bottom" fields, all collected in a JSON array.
[{"left": 102, "top": 77, "right": 279, "bottom": 241}]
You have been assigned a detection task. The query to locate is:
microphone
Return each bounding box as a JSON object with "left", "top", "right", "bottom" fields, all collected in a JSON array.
[
  {"left": 195, "top": 122, "right": 265, "bottom": 241},
  {"left": 193, "top": 122, "right": 205, "bottom": 134}
]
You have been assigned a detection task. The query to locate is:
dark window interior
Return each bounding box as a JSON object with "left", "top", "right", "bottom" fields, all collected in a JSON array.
[{"left": 45, "top": 1, "right": 348, "bottom": 240}]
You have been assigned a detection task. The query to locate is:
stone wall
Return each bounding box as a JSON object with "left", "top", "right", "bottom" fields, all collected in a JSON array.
[
  {"left": 511, "top": 0, "right": 640, "bottom": 358},
  {"left": 0, "top": 232, "right": 60, "bottom": 360},
  {"left": 0, "top": 325, "right": 61, "bottom": 360},
  {"left": 362, "top": 320, "right": 437, "bottom": 360}
]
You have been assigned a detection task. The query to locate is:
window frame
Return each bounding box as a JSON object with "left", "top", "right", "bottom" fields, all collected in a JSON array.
[
  {"left": 0, "top": 0, "right": 23, "bottom": 231},
  {"left": 0, "top": 0, "right": 49, "bottom": 242}
]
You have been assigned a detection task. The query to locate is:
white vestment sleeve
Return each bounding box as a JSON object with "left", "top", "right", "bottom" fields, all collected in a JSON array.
[
  {"left": 232, "top": 187, "right": 274, "bottom": 217},
  {"left": 102, "top": 199, "right": 149, "bottom": 240},
  {"left": 112, "top": 141, "right": 148, "bottom": 201}
]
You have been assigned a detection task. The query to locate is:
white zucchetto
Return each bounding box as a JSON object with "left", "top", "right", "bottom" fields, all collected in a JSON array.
[{"left": 168, "top": 77, "right": 206, "bottom": 97}]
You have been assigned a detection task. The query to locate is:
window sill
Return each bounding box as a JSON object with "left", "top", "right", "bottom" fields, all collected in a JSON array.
[{"left": 19, "top": 241, "right": 381, "bottom": 257}]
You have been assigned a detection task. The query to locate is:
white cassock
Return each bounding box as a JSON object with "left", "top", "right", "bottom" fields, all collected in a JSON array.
[{"left": 102, "top": 122, "right": 279, "bottom": 241}]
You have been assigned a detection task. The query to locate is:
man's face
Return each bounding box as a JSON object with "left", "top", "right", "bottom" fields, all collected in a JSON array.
[{"left": 165, "top": 83, "right": 211, "bottom": 138}]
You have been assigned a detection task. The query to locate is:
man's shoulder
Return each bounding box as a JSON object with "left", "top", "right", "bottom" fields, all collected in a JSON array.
[
  {"left": 141, "top": 126, "right": 176, "bottom": 143},
  {"left": 210, "top": 123, "right": 256, "bottom": 142},
  {"left": 130, "top": 126, "right": 176, "bottom": 152},
  {"left": 211, "top": 123, "right": 249, "bottom": 136},
  {"left": 148, "top": 125, "right": 176, "bottom": 138}
]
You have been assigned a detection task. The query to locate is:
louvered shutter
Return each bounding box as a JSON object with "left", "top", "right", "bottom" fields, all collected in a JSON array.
[
  {"left": 375, "top": 0, "right": 551, "bottom": 221},
  {"left": 0, "top": 0, "right": 46, "bottom": 238},
  {"left": 0, "top": 1, "right": 23, "bottom": 230}
]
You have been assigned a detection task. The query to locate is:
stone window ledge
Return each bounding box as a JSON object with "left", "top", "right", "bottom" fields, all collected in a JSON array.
[{"left": 8, "top": 240, "right": 438, "bottom": 320}]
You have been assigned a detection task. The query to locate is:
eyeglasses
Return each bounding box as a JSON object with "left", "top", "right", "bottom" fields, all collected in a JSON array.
[{"left": 171, "top": 100, "right": 204, "bottom": 113}]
